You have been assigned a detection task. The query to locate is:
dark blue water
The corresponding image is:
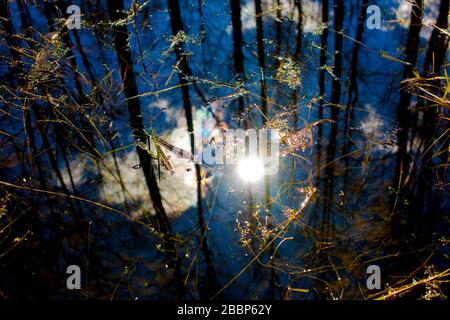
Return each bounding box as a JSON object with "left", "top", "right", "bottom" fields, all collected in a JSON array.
[{"left": 0, "top": 0, "right": 448, "bottom": 300}]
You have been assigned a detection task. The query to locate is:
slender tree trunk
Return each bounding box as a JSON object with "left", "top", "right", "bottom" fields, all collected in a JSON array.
[
  {"left": 32, "top": 109, "right": 71, "bottom": 195},
  {"left": 58, "top": 0, "right": 97, "bottom": 83},
  {"left": 255, "top": 0, "right": 267, "bottom": 119},
  {"left": 392, "top": 0, "right": 424, "bottom": 231},
  {"left": 230, "top": 0, "right": 245, "bottom": 115},
  {"left": 291, "top": 0, "right": 303, "bottom": 175},
  {"left": 167, "top": 0, "right": 216, "bottom": 298},
  {"left": 107, "top": 0, "right": 171, "bottom": 235},
  {"left": 316, "top": 0, "right": 328, "bottom": 184},
  {"left": 294, "top": 0, "right": 303, "bottom": 59},
  {"left": 393, "top": 0, "right": 423, "bottom": 203},
  {"left": 41, "top": 1, "right": 101, "bottom": 160},
  {"left": 319, "top": 0, "right": 344, "bottom": 243},
  {"left": 16, "top": 0, "right": 32, "bottom": 37},
  {"left": 323, "top": 0, "right": 344, "bottom": 209},
  {"left": 1, "top": 0, "right": 51, "bottom": 195},
  {"left": 18, "top": 0, "right": 86, "bottom": 215},
  {"left": 275, "top": 0, "right": 282, "bottom": 57},
  {"left": 343, "top": 0, "right": 367, "bottom": 140},
  {"left": 342, "top": 0, "right": 367, "bottom": 197},
  {"left": 415, "top": 0, "right": 448, "bottom": 231},
  {"left": 254, "top": 0, "right": 276, "bottom": 298},
  {"left": 6, "top": 0, "right": 60, "bottom": 222},
  {"left": 109, "top": 0, "right": 184, "bottom": 299},
  {"left": 43, "top": 1, "right": 85, "bottom": 100}
]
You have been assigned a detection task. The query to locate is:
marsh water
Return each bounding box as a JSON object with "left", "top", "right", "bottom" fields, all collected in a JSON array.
[{"left": 0, "top": 0, "right": 448, "bottom": 299}]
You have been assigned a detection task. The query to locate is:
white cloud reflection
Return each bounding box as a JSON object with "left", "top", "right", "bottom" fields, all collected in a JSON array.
[{"left": 60, "top": 109, "right": 220, "bottom": 218}]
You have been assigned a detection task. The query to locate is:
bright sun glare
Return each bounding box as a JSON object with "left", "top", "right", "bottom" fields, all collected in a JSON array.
[{"left": 237, "top": 156, "right": 264, "bottom": 183}]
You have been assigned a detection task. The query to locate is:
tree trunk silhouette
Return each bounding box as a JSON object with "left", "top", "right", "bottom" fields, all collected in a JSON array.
[
  {"left": 57, "top": 0, "right": 97, "bottom": 83},
  {"left": 255, "top": 0, "right": 267, "bottom": 120},
  {"left": 342, "top": 0, "right": 367, "bottom": 198},
  {"left": 255, "top": 0, "right": 276, "bottom": 298},
  {"left": 275, "top": 0, "right": 282, "bottom": 57},
  {"left": 393, "top": 0, "right": 423, "bottom": 209},
  {"left": 41, "top": 1, "right": 101, "bottom": 160},
  {"left": 1, "top": 0, "right": 56, "bottom": 199},
  {"left": 43, "top": 1, "right": 85, "bottom": 101},
  {"left": 343, "top": 0, "right": 367, "bottom": 141},
  {"left": 107, "top": 0, "right": 171, "bottom": 235},
  {"left": 20, "top": 0, "right": 87, "bottom": 214},
  {"left": 230, "top": 0, "right": 245, "bottom": 115},
  {"left": 54, "top": 0, "right": 131, "bottom": 209},
  {"left": 291, "top": 0, "right": 303, "bottom": 130},
  {"left": 294, "top": 0, "right": 303, "bottom": 59},
  {"left": 415, "top": 0, "right": 448, "bottom": 232},
  {"left": 167, "top": 0, "right": 217, "bottom": 299},
  {"left": 323, "top": 0, "right": 344, "bottom": 217},
  {"left": 315, "top": 0, "right": 328, "bottom": 184}
]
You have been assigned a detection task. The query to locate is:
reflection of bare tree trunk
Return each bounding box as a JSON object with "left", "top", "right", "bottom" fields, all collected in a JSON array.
[
  {"left": 255, "top": 0, "right": 276, "bottom": 298},
  {"left": 314, "top": 0, "right": 343, "bottom": 291},
  {"left": 255, "top": 0, "right": 267, "bottom": 119},
  {"left": 16, "top": 0, "right": 88, "bottom": 211},
  {"left": 3, "top": 0, "right": 71, "bottom": 199},
  {"left": 291, "top": 0, "right": 303, "bottom": 129},
  {"left": 56, "top": 0, "right": 130, "bottom": 209},
  {"left": 1, "top": 0, "right": 50, "bottom": 197},
  {"left": 323, "top": 0, "right": 343, "bottom": 227},
  {"left": 16, "top": 0, "right": 32, "bottom": 36},
  {"left": 1, "top": 0, "right": 67, "bottom": 271},
  {"left": 275, "top": 0, "right": 282, "bottom": 56},
  {"left": 342, "top": 0, "right": 367, "bottom": 195},
  {"left": 56, "top": 0, "right": 130, "bottom": 208},
  {"left": 42, "top": 0, "right": 101, "bottom": 162},
  {"left": 32, "top": 111, "right": 71, "bottom": 195},
  {"left": 167, "top": 0, "right": 217, "bottom": 299},
  {"left": 107, "top": 0, "right": 171, "bottom": 236},
  {"left": 316, "top": 0, "right": 328, "bottom": 184},
  {"left": 415, "top": 0, "right": 448, "bottom": 232},
  {"left": 343, "top": 0, "right": 367, "bottom": 140},
  {"left": 54, "top": 0, "right": 97, "bottom": 82},
  {"left": 43, "top": 1, "right": 85, "bottom": 101},
  {"left": 230, "top": 0, "right": 245, "bottom": 115},
  {"left": 108, "top": 0, "right": 185, "bottom": 298},
  {"left": 38, "top": 1, "right": 95, "bottom": 214},
  {"left": 294, "top": 0, "right": 303, "bottom": 59},
  {"left": 254, "top": 0, "right": 270, "bottom": 208},
  {"left": 10, "top": 0, "right": 80, "bottom": 222},
  {"left": 393, "top": 0, "right": 423, "bottom": 204}
]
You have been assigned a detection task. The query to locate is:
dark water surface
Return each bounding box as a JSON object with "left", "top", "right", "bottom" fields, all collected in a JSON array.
[{"left": 0, "top": 0, "right": 448, "bottom": 300}]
